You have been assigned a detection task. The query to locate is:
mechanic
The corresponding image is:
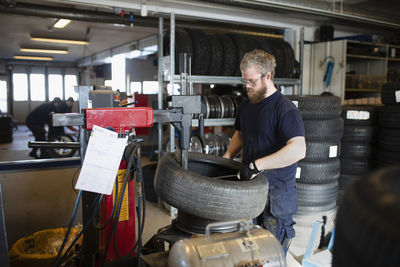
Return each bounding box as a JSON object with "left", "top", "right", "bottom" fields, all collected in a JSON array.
[
  {"left": 48, "top": 97, "right": 75, "bottom": 139},
  {"left": 26, "top": 97, "right": 61, "bottom": 158},
  {"left": 223, "top": 49, "right": 306, "bottom": 254}
]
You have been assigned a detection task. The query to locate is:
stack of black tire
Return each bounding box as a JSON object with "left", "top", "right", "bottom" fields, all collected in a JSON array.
[
  {"left": 377, "top": 83, "right": 400, "bottom": 167},
  {"left": 0, "top": 115, "right": 13, "bottom": 143},
  {"left": 286, "top": 95, "right": 342, "bottom": 255},
  {"left": 164, "top": 29, "right": 296, "bottom": 78},
  {"left": 338, "top": 105, "right": 379, "bottom": 204}
]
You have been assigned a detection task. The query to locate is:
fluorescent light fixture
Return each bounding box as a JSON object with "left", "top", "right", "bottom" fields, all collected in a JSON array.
[
  {"left": 14, "top": 55, "right": 53, "bottom": 61},
  {"left": 31, "top": 36, "right": 89, "bottom": 45},
  {"left": 20, "top": 48, "right": 68, "bottom": 54},
  {"left": 53, "top": 19, "right": 71, "bottom": 28}
]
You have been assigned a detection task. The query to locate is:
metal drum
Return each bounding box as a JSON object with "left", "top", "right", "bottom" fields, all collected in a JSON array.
[{"left": 168, "top": 221, "right": 286, "bottom": 267}]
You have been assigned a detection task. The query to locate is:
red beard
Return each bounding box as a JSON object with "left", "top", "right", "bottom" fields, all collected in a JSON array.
[{"left": 247, "top": 85, "right": 267, "bottom": 104}]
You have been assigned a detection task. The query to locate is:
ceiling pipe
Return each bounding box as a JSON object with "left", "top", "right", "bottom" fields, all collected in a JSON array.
[{"left": 200, "top": 0, "right": 400, "bottom": 30}]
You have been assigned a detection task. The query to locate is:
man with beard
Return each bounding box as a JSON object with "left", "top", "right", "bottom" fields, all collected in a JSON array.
[{"left": 223, "top": 49, "right": 306, "bottom": 254}]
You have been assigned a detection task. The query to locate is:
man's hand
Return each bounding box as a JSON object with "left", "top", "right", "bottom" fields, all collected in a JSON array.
[{"left": 239, "top": 161, "right": 261, "bottom": 180}]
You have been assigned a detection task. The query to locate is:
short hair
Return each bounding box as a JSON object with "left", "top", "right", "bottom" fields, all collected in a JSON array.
[
  {"left": 240, "top": 49, "right": 276, "bottom": 78},
  {"left": 53, "top": 97, "right": 61, "bottom": 103},
  {"left": 67, "top": 97, "right": 74, "bottom": 102}
]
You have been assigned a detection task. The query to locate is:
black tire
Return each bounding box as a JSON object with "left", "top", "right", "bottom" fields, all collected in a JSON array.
[
  {"left": 339, "top": 173, "right": 362, "bottom": 189},
  {"left": 297, "top": 201, "right": 336, "bottom": 213},
  {"left": 303, "top": 118, "right": 344, "bottom": 141},
  {"left": 377, "top": 149, "right": 400, "bottom": 167},
  {"left": 186, "top": 29, "right": 211, "bottom": 75},
  {"left": 341, "top": 105, "right": 379, "bottom": 126},
  {"left": 342, "top": 125, "right": 377, "bottom": 143},
  {"left": 0, "top": 136, "right": 12, "bottom": 144},
  {"left": 379, "top": 105, "right": 400, "bottom": 129},
  {"left": 219, "top": 34, "right": 237, "bottom": 76},
  {"left": 205, "top": 33, "right": 223, "bottom": 76},
  {"left": 154, "top": 152, "right": 269, "bottom": 221},
  {"left": 280, "top": 40, "right": 295, "bottom": 78},
  {"left": 142, "top": 163, "right": 158, "bottom": 203},
  {"left": 378, "top": 128, "right": 400, "bottom": 152},
  {"left": 286, "top": 95, "right": 342, "bottom": 120},
  {"left": 163, "top": 30, "right": 193, "bottom": 74},
  {"left": 381, "top": 82, "right": 400, "bottom": 105},
  {"left": 304, "top": 140, "right": 341, "bottom": 161},
  {"left": 265, "top": 38, "right": 285, "bottom": 78},
  {"left": 47, "top": 134, "right": 77, "bottom": 158},
  {"left": 297, "top": 181, "right": 338, "bottom": 207},
  {"left": 340, "top": 158, "right": 375, "bottom": 175},
  {"left": 341, "top": 142, "right": 375, "bottom": 159},
  {"left": 297, "top": 159, "right": 340, "bottom": 184},
  {"left": 333, "top": 166, "right": 400, "bottom": 267},
  {"left": 229, "top": 34, "right": 249, "bottom": 77}
]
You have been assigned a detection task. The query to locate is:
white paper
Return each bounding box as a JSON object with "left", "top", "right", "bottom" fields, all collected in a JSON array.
[
  {"left": 395, "top": 90, "right": 400, "bottom": 103},
  {"left": 75, "top": 125, "right": 128, "bottom": 195},
  {"left": 292, "top": 100, "right": 299, "bottom": 108},
  {"left": 346, "top": 110, "right": 370, "bottom": 120},
  {"left": 295, "top": 167, "right": 301, "bottom": 179},
  {"left": 329, "top": 146, "right": 338, "bottom": 158}
]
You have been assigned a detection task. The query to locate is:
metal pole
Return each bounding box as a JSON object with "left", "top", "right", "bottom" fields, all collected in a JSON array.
[
  {"left": 169, "top": 12, "right": 175, "bottom": 153},
  {"left": 299, "top": 27, "right": 304, "bottom": 95},
  {"left": 158, "top": 17, "right": 164, "bottom": 160}
]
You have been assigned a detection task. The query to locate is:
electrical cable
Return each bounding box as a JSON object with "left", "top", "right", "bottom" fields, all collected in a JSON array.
[
  {"left": 60, "top": 194, "right": 105, "bottom": 263},
  {"left": 53, "top": 190, "right": 83, "bottom": 267},
  {"left": 92, "top": 176, "right": 119, "bottom": 230},
  {"left": 101, "top": 145, "right": 138, "bottom": 266}
]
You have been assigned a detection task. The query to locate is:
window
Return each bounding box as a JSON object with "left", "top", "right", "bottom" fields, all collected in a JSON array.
[
  {"left": 104, "top": 80, "right": 112, "bottom": 87},
  {"left": 30, "top": 74, "right": 45, "bottom": 101},
  {"left": 13, "top": 73, "right": 28, "bottom": 101},
  {"left": 130, "top": 82, "right": 142, "bottom": 94},
  {"left": 0, "top": 80, "right": 7, "bottom": 113},
  {"left": 167, "top": 83, "right": 181, "bottom": 95},
  {"left": 65, "top": 75, "right": 78, "bottom": 100},
  {"left": 142, "top": 81, "right": 158, "bottom": 94},
  {"left": 111, "top": 54, "right": 126, "bottom": 92},
  {"left": 49, "top": 74, "right": 63, "bottom": 100}
]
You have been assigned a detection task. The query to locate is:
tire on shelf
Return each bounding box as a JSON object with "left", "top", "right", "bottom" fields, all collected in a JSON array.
[
  {"left": 205, "top": 32, "right": 224, "bottom": 76},
  {"left": 341, "top": 142, "right": 375, "bottom": 159},
  {"left": 219, "top": 34, "right": 237, "bottom": 76},
  {"left": 381, "top": 82, "right": 400, "bottom": 105},
  {"left": 154, "top": 152, "right": 269, "bottom": 221},
  {"left": 379, "top": 105, "right": 400, "bottom": 129},
  {"left": 339, "top": 173, "right": 362, "bottom": 190},
  {"left": 377, "top": 149, "right": 400, "bottom": 167},
  {"left": 303, "top": 118, "right": 344, "bottom": 141},
  {"left": 333, "top": 166, "right": 400, "bottom": 267},
  {"left": 229, "top": 34, "right": 249, "bottom": 77},
  {"left": 341, "top": 105, "right": 379, "bottom": 126},
  {"left": 287, "top": 95, "right": 342, "bottom": 120},
  {"left": 342, "top": 125, "right": 377, "bottom": 143},
  {"left": 186, "top": 29, "right": 211, "bottom": 75},
  {"left": 304, "top": 140, "right": 341, "bottom": 161},
  {"left": 163, "top": 30, "right": 193, "bottom": 74},
  {"left": 297, "top": 159, "right": 340, "bottom": 184}
]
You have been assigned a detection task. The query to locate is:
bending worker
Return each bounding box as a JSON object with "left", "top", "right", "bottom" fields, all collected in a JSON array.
[{"left": 223, "top": 49, "right": 306, "bottom": 254}]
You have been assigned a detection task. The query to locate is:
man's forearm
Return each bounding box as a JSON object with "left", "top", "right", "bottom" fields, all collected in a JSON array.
[
  {"left": 223, "top": 131, "right": 243, "bottom": 159},
  {"left": 255, "top": 136, "right": 306, "bottom": 170}
]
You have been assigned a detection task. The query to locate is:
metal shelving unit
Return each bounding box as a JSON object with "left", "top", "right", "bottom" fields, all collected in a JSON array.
[{"left": 166, "top": 75, "right": 301, "bottom": 85}]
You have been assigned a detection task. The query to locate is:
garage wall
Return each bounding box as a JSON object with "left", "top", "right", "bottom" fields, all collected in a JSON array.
[
  {"left": 126, "top": 55, "right": 158, "bottom": 82},
  {"left": 0, "top": 166, "right": 82, "bottom": 247}
]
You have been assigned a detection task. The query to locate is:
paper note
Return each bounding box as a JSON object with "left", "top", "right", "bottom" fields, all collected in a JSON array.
[{"left": 75, "top": 125, "right": 127, "bottom": 195}]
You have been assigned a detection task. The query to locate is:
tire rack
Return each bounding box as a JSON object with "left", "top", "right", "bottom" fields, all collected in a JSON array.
[{"left": 157, "top": 15, "right": 304, "bottom": 161}]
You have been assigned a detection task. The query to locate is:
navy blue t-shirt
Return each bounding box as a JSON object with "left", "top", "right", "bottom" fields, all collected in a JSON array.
[{"left": 234, "top": 91, "right": 305, "bottom": 188}]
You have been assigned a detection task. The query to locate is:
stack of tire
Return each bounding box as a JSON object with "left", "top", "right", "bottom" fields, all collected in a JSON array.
[
  {"left": 0, "top": 115, "right": 13, "bottom": 143},
  {"left": 377, "top": 83, "right": 400, "bottom": 167},
  {"left": 286, "top": 95, "right": 342, "bottom": 255},
  {"left": 164, "top": 29, "right": 295, "bottom": 78},
  {"left": 338, "top": 105, "right": 379, "bottom": 204}
]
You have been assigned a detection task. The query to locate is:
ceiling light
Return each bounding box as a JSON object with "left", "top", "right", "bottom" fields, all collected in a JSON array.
[
  {"left": 20, "top": 48, "right": 68, "bottom": 54},
  {"left": 31, "top": 36, "right": 89, "bottom": 45},
  {"left": 14, "top": 55, "right": 53, "bottom": 61},
  {"left": 53, "top": 19, "right": 71, "bottom": 29}
]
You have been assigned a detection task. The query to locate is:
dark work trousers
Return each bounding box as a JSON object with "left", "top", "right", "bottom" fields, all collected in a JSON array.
[
  {"left": 256, "top": 196, "right": 295, "bottom": 255},
  {"left": 27, "top": 123, "right": 46, "bottom": 157}
]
